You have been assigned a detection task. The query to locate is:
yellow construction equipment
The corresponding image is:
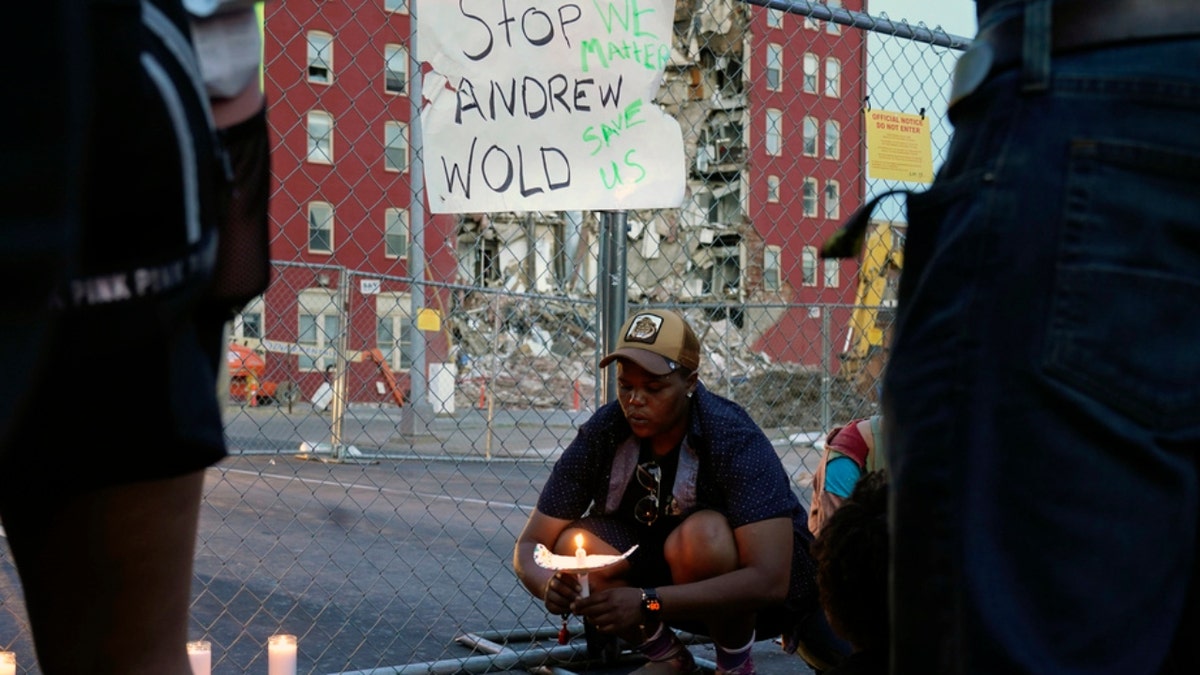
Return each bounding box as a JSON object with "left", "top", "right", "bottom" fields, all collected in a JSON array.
[{"left": 840, "top": 219, "right": 905, "bottom": 400}]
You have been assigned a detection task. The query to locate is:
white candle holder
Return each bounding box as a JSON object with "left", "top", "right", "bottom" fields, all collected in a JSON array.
[
  {"left": 186, "top": 640, "right": 212, "bottom": 675},
  {"left": 532, "top": 542, "right": 639, "bottom": 597},
  {"left": 0, "top": 651, "right": 15, "bottom": 675},
  {"left": 267, "top": 634, "right": 298, "bottom": 675}
]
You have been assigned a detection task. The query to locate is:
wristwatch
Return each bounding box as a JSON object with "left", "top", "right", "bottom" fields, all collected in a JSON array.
[{"left": 641, "top": 588, "right": 661, "bottom": 623}]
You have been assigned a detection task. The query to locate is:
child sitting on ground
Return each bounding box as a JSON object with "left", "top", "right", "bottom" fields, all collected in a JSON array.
[{"left": 812, "top": 470, "right": 889, "bottom": 675}]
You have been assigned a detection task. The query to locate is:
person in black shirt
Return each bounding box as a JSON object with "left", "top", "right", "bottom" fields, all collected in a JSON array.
[
  {"left": 513, "top": 310, "right": 849, "bottom": 675},
  {"left": 0, "top": 2, "right": 267, "bottom": 672}
]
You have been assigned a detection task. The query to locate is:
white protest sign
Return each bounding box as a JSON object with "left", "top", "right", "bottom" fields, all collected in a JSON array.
[{"left": 418, "top": 0, "right": 685, "bottom": 213}]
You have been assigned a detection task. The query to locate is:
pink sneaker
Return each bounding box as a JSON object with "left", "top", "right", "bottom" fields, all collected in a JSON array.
[{"left": 715, "top": 654, "right": 756, "bottom": 675}]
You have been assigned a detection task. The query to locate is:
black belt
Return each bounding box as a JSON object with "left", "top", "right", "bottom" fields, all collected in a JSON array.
[
  {"left": 986, "top": 0, "right": 1200, "bottom": 72},
  {"left": 951, "top": 0, "right": 1200, "bottom": 106}
]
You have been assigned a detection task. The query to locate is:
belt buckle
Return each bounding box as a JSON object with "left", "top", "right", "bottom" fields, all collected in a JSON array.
[{"left": 949, "top": 40, "right": 994, "bottom": 109}]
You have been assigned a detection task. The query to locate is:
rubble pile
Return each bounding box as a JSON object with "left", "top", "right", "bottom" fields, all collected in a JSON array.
[
  {"left": 731, "top": 369, "right": 873, "bottom": 432},
  {"left": 447, "top": 300, "right": 873, "bottom": 429},
  {"left": 449, "top": 297, "right": 598, "bottom": 411}
]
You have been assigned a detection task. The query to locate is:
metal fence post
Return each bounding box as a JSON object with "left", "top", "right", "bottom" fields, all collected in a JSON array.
[
  {"left": 820, "top": 306, "right": 832, "bottom": 433},
  {"left": 400, "top": 0, "right": 430, "bottom": 437},
  {"left": 598, "top": 210, "right": 628, "bottom": 406}
]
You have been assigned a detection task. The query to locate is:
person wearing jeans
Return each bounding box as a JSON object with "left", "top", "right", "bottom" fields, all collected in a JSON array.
[{"left": 879, "top": 1, "right": 1200, "bottom": 672}]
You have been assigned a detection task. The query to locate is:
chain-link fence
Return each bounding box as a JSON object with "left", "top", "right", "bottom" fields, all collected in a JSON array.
[{"left": 0, "top": 1, "right": 970, "bottom": 673}]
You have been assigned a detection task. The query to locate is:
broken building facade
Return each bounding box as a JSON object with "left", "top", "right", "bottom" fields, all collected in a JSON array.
[
  {"left": 450, "top": 0, "right": 866, "bottom": 370},
  {"left": 241, "top": 0, "right": 867, "bottom": 409}
]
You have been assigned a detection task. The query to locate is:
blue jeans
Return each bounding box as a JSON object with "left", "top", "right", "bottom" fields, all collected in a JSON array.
[{"left": 883, "top": 36, "right": 1200, "bottom": 674}]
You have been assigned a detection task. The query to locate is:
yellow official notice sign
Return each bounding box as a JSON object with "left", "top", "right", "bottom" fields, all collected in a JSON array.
[
  {"left": 417, "top": 308, "right": 441, "bottom": 332},
  {"left": 865, "top": 110, "right": 933, "bottom": 183}
]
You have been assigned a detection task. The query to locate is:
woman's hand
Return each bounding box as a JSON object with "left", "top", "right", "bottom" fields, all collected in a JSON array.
[
  {"left": 543, "top": 572, "right": 583, "bottom": 615},
  {"left": 571, "top": 586, "right": 645, "bottom": 635}
]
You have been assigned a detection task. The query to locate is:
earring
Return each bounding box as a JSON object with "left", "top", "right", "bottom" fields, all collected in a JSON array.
[{"left": 686, "top": 391, "right": 693, "bottom": 398}]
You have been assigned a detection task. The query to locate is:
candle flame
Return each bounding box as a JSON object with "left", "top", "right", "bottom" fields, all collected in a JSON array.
[{"left": 574, "top": 533, "right": 584, "bottom": 550}]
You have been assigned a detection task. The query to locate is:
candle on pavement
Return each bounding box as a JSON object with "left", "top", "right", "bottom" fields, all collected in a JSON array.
[
  {"left": 268, "top": 634, "right": 297, "bottom": 675},
  {"left": 186, "top": 640, "right": 211, "bottom": 675}
]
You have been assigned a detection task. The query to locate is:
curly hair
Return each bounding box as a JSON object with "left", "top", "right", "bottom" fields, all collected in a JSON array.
[{"left": 811, "top": 469, "right": 889, "bottom": 652}]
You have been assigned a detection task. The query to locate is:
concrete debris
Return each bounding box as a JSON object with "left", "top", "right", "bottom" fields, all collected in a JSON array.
[
  {"left": 451, "top": 0, "right": 764, "bottom": 308},
  {"left": 439, "top": 0, "right": 875, "bottom": 429},
  {"left": 448, "top": 300, "right": 874, "bottom": 430}
]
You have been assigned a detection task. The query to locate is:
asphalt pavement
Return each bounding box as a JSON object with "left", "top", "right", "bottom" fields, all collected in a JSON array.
[
  {"left": 2, "top": 401, "right": 824, "bottom": 674},
  {"left": 216, "top": 401, "right": 824, "bottom": 675}
]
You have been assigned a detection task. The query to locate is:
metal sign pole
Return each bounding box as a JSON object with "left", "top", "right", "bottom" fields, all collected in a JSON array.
[
  {"left": 330, "top": 267, "right": 350, "bottom": 460},
  {"left": 400, "top": 3, "right": 431, "bottom": 436},
  {"left": 598, "top": 210, "right": 629, "bottom": 405}
]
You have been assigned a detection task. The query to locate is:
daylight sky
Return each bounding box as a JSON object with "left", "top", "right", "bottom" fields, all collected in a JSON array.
[
  {"left": 868, "top": 0, "right": 977, "bottom": 38},
  {"left": 858, "top": 0, "right": 977, "bottom": 211}
]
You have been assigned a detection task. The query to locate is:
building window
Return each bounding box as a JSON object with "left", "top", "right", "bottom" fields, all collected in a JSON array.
[
  {"left": 803, "top": 116, "right": 818, "bottom": 156},
  {"left": 475, "top": 236, "right": 501, "bottom": 286},
  {"left": 825, "top": 57, "right": 841, "bottom": 97},
  {"left": 803, "top": 177, "right": 818, "bottom": 217},
  {"left": 764, "top": 245, "right": 782, "bottom": 291},
  {"left": 298, "top": 291, "right": 340, "bottom": 372},
  {"left": 804, "top": 14, "right": 819, "bottom": 30},
  {"left": 703, "top": 185, "right": 741, "bottom": 227},
  {"left": 384, "top": 0, "right": 408, "bottom": 14},
  {"left": 385, "top": 207, "right": 408, "bottom": 258},
  {"left": 766, "top": 175, "right": 780, "bottom": 203},
  {"left": 307, "top": 31, "right": 332, "bottom": 84},
  {"left": 825, "top": 120, "right": 841, "bottom": 159},
  {"left": 704, "top": 237, "right": 741, "bottom": 296},
  {"left": 376, "top": 298, "right": 413, "bottom": 371},
  {"left": 766, "top": 43, "right": 782, "bottom": 91},
  {"left": 308, "top": 202, "right": 333, "bottom": 253},
  {"left": 235, "top": 306, "right": 263, "bottom": 339},
  {"left": 803, "top": 53, "right": 818, "bottom": 94},
  {"left": 802, "top": 246, "right": 818, "bottom": 286},
  {"left": 298, "top": 313, "right": 340, "bottom": 372},
  {"left": 827, "top": 0, "right": 843, "bottom": 35},
  {"left": 307, "top": 110, "right": 333, "bottom": 163},
  {"left": 700, "top": 114, "right": 744, "bottom": 166},
  {"left": 825, "top": 180, "right": 840, "bottom": 219},
  {"left": 767, "top": 8, "right": 783, "bottom": 29},
  {"left": 385, "top": 121, "right": 408, "bottom": 172},
  {"left": 385, "top": 44, "right": 408, "bottom": 95},
  {"left": 823, "top": 258, "right": 840, "bottom": 288},
  {"left": 765, "top": 108, "right": 782, "bottom": 156}
]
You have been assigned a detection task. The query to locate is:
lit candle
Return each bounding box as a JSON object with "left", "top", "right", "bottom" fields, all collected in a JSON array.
[
  {"left": 0, "top": 651, "right": 15, "bottom": 675},
  {"left": 574, "top": 533, "right": 590, "bottom": 597},
  {"left": 267, "top": 634, "right": 297, "bottom": 675},
  {"left": 574, "top": 533, "right": 587, "bottom": 565},
  {"left": 186, "top": 640, "right": 211, "bottom": 675}
]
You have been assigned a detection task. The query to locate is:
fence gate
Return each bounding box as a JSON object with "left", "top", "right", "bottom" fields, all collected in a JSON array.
[{"left": 0, "top": 2, "right": 970, "bottom": 673}]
